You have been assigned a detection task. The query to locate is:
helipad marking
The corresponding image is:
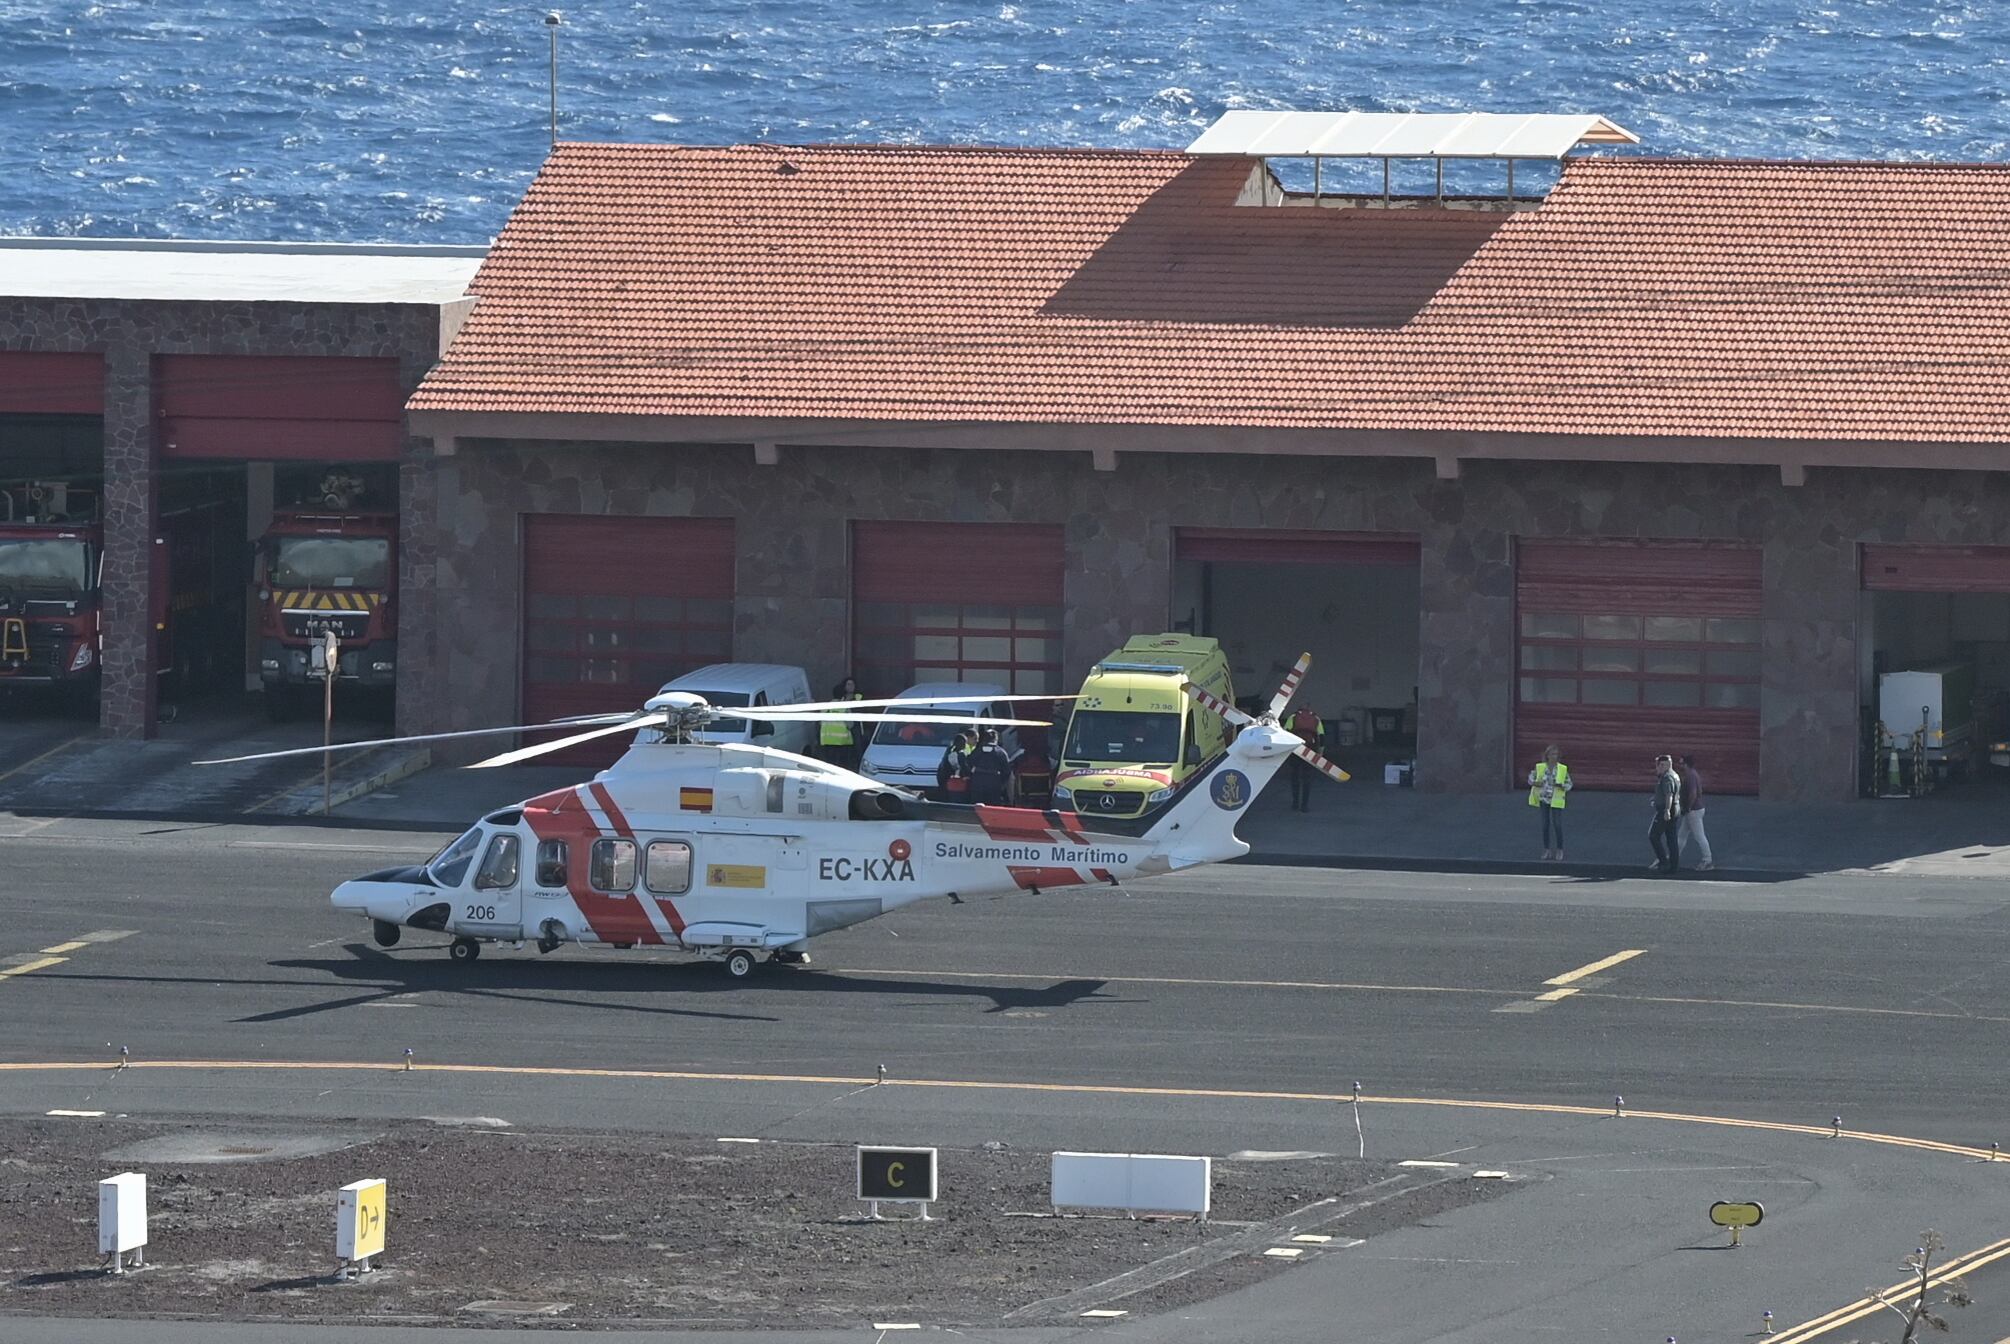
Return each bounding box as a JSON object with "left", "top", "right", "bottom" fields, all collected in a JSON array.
[
  {"left": 1543, "top": 949, "right": 1645, "bottom": 986},
  {"left": 0, "top": 1059, "right": 1997, "bottom": 1161}
]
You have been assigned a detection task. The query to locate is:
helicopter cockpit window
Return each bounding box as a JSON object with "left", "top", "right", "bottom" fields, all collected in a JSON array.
[
  {"left": 426, "top": 827, "right": 484, "bottom": 888},
  {"left": 534, "top": 839, "right": 569, "bottom": 888},
  {"left": 474, "top": 835, "right": 520, "bottom": 890},
  {"left": 645, "top": 840, "right": 693, "bottom": 895},
  {"left": 589, "top": 838, "right": 636, "bottom": 893}
]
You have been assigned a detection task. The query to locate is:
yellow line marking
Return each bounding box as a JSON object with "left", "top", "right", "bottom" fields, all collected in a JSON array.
[
  {"left": 0, "top": 1059, "right": 1994, "bottom": 1161},
  {"left": 0, "top": 956, "right": 67, "bottom": 981},
  {"left": 0, "top": 730, "right": 90, "bottom": 788},
  {"left": 1770, "top": 1236, "right": 2010, "bottom": 1343},
  {"left": 1532, "top": 987, "right": 1579, "bottom": 1002},
  {"left": 38, "top": 941, "right": 87, "bottom": 954},
  {"left": 1543, "top": 949, "right": 1645, "bottom": 987}
]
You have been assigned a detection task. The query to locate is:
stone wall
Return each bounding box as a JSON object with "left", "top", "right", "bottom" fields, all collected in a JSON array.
[
  {"left": 436, "top": 440, "right": 2010, "bottom": 802},
  {"left": 0, "top": 298, "right": 445, "bottom": 737}
]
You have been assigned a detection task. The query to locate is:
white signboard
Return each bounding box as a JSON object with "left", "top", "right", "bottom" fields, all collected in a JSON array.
[{"left": 1051, "top": 1152, "right": 1211, "bottom": 1218}]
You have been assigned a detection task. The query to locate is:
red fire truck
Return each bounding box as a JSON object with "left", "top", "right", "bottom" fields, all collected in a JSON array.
[
  {"left": 0, "top": 482, "right": 100, "bottom": 708},
  {"left": 255, "top": 511, "right": 398, "bottom": 720}
]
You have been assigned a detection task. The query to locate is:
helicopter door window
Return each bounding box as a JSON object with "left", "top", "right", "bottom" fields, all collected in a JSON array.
[
  {"left": 645, "top": 840, "right": 692, "bottom": 895},
  {"left": 534, "top": 839, "right": 568, "bottom": 888},
  {"left": 474, "top": 835, "right": 520, "bottom": 890},
  {"left": 589, "top": 838, "right": 636, "bottom": 893}
]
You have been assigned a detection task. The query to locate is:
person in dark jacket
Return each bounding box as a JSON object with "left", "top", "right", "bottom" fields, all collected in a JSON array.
[
  {"left": 967, "top": 728, "right": 1013, "bottom": 806},
  {"left": 1678, "top": 754, "right": 1714, "bottom": 871},
  {"left": 1648, "top": 753, "right": 1684, "bottom": 874},
  {"left": 935, "top": 730, "right": 974, "bottom": 802}
]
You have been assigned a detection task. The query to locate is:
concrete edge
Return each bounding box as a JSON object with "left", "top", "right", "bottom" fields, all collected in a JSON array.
[
  {"left": 1228, "top": 852, "right": 1811, "bottom": 883},
  {"left": 263, "top": 746, "right": 434, "bottom": 817}
]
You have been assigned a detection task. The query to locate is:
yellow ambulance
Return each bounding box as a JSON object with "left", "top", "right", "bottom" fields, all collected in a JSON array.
[{"left": 1051, "top": 634, "right": 1236, "bottom": 819}]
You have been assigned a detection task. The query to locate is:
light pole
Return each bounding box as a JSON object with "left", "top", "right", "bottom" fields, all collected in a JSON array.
[{"left": 545, "top": 13, "right": 561, "bottom": 147}]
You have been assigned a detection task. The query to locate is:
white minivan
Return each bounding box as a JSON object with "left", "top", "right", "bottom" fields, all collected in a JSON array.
[
  {"left": 635, "top": 663, "right": 815, "bottom": 754},
  {"left": 859, "top": 681, "right": 1021, "bottom": 797}
]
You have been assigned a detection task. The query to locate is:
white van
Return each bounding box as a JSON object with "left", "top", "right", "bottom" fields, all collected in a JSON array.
[
  {"left": 635, "top": 663, "right": 815, "bottom": 754},
  {"left": 859, "top": 681, "right": 1020, "bottom": 796}
]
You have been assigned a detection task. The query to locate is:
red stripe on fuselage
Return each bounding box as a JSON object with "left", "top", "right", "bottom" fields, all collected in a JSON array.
[
  {"left": 975, "top": 804, "right": 1060, "bottom": 845},
  {"left": 522, "top": 787, "right": 663, "bottom": 945},
  {"left": 589, "top": 780, "right": 683, "bottom": 937}
]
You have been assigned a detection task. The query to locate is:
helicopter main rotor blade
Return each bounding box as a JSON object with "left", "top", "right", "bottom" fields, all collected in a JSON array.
[
  {"left": 735, "top": 710, "right": 1051, "bottom": 726},
  {"left": 781, "top": 692, "right": 1077, "bottom": 714},
  {"left": 469, "top": 713, "right": 670, "bottom": 768},
  {"left": 192, "top": 712, "right": 646, "bottom": 766}
]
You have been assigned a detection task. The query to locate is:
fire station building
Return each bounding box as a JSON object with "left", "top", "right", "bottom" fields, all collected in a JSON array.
[{"left": 8, "top": 125, "right": 2010, "bottom": 802}]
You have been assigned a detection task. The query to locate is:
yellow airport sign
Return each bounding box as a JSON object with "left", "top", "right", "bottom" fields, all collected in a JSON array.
[
  {"left": 338, "top": 1178, "right": 387, "bottom": 1262},
  {"left": 1710, "top": 1201, "right": 1763, "bottom": 1228}
]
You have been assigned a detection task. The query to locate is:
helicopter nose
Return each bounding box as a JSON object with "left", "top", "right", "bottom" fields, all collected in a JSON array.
[{"left": 330, "top": 879, "right": 372, "bottom": 913}]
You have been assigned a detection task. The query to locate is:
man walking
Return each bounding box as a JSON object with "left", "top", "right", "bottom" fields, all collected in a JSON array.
[
  {"left": 1282, "top": 704, "right": 1323, "bottom": 812},
  {"left": 1648, "top": 753, "right": 1684, "bottom": 874},
  {"left": 1678, "top": 753, "right": 1714, "bottom": 871}
]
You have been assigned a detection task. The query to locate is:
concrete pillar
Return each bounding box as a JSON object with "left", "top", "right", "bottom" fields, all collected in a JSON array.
[
  {"left": 97, "top": 346, "right": 155, "bottom": 738},
  {"left": 394, "top": 444, "right": 440, "bottom": 738},
  {"left": 1761, "top": 487, "right": 1859, "bottom": 801},
  {"left": 1414, "top": 506, "right": 1514, "bottom": 793},
  {"left": 1062, "top": 510, "right": 1168, "bottom": 689}
]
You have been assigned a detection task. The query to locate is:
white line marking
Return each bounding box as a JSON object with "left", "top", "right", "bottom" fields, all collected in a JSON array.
[
  {"left": 1544, "top": 949, "right": 1645, "bottom": 987},
  {"left": 227, "top": 841, "right": 440, "bottom": 854},
  {"left": 75, "top": 930, "right": 137, "bottom": 945},
  {"left": 46, "top": 1109, "right": 105, "bottom": 1118},
  {"left": 1398, "top": 1159, "right": 1462, "bottom": 1168}
]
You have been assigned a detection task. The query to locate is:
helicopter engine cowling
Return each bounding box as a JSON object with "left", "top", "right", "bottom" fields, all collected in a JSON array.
[{"left": 705, "top": 766, "right": 909, "bottom": 823}]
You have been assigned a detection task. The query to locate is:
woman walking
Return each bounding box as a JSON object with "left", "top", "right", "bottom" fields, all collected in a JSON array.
[{"left": 1527, "top": 744, "right": 1572, "bottom": 861}]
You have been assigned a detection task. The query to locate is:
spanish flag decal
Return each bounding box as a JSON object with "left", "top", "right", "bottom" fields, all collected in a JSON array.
[
  {"left": 706, "top": 864, "right": 765, "bottom": 888},
  {"left": 679, "top": 787, "right": 714, "bottom": 813}
]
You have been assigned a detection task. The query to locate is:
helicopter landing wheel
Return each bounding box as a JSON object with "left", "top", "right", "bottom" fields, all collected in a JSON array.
[
  {"left": 769, "top": 949, "right": 809, "bottom": 966},
  {"left": 371, "top": 918, "right": 401, "bottom": 948},
  {"left": 722, "top": 948, "right": 758, "bottom": 980},
  {"left": 449, "top": 937, "right": 481, "bottom": 963}
]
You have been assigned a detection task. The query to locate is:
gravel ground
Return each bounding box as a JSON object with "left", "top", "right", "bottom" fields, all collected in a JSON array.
[{"left": 0, "top": 1115, "right": 1521, "bottom": 1328}]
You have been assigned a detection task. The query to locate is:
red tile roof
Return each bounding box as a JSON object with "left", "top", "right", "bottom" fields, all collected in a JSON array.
[{"left": 412, "top": 143, "right": 2010, "bottom": 442}]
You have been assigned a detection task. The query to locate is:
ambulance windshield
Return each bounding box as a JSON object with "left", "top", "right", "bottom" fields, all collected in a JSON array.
[
  {"left": 426, "top": 826, "right": 484, "bottom": 887},
  {"left": 1063, "top": 710, "right": 1180, "bottom": 765}
]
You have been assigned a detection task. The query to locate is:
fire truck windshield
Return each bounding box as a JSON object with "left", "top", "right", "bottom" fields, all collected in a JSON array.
[
  {"left": 0, "top": 538, "right": 89, "bottom": 599},
  {"left": 273, "top": 536, "right": 390, "bottom": 589}
]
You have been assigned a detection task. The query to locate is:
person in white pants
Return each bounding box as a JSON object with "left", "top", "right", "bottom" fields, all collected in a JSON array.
[{"left": 1678, "top": 754, "right": 1714, "bottom": 871}]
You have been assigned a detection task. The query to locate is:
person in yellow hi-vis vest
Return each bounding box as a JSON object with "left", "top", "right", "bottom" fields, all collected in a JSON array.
[
  {"left": 1528, "top": 743, "right": 1572, "bottom": 861},
  {"left": 820, "top": 676, "right": 864, "bottom": 771}
]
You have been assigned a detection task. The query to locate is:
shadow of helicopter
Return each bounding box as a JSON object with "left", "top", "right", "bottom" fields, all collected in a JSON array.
[{"left": 253, "top": 945, "right": 1129, "bottom": 1022}]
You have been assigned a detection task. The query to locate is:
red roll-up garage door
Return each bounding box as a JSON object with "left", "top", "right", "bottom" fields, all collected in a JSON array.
[
  {"left": 0, "top": 353, "right": 103, "bottom": 415},
  {"left": 1175, "top": 528, "right": 1421, "bottom": 567},
  {"left": 852, "top": 522, "right": 1065, "bottom": 696},
  {"left": 1862, "top": 544, "right": 2010, "bottom": 592},
  {"left": 1515, "top": 540, "right": 1762, "bottom": 793},
  {"left": 522, "top": 514, "right": 735, "bottom": 767},
  {"left": 157, "top": 355, "right": 403, "bottom": 460}
]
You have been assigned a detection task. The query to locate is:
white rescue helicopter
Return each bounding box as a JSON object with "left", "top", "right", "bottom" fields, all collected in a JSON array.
[{"left": 199, "top": 655, "right": 1349, "bottom": 980}]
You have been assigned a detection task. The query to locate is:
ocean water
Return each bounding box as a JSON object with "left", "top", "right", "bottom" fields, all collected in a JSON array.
[{"left": 0, "top": 0, "right": 2005, "bottom": 243}]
